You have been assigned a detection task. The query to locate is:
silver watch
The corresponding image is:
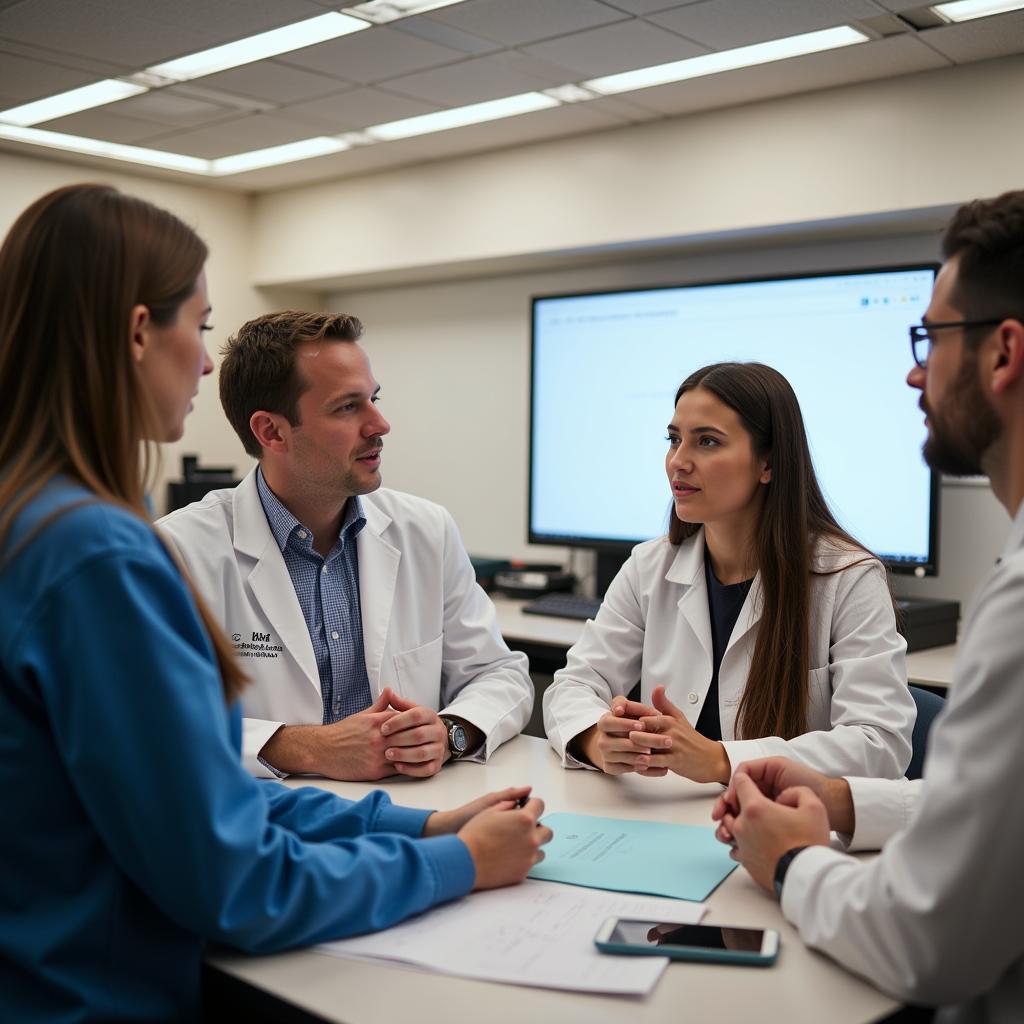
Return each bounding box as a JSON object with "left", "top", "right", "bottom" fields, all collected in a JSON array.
[{"left": 441, "top": 716, "right": 469, "bottom": 758}]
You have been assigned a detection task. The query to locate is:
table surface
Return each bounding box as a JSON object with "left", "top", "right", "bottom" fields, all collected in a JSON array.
[
  {"left": 492, "top": 595, "right": 957, "bottom": 690},
  {"left": 209, "top": 736, "right": 897, "bottom": 1024}
]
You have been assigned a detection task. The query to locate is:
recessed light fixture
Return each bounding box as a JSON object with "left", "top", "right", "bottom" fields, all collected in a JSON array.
[
  {"left": 932, "top": 0, "right": 1024, "bottom": 21},
  {"left": 343, "top": 0, "right": 469, "bottom": 24},
  {"left": 209, "top": 137, "right": 348, "bottom": 175},
  {"left": 584, "top": 25, "right": 870, "bottom": 95},
  {"left": 146, "top": 12, "right": 369, "bottom": 83},
  {"left": 0, "top": 123, "right": 209, "bottom": 173},
  {"left": 0, "top": 80, "right": 148, "bottom": 127},
  {"left": 365, "top": 92, "right": 559, "bottom": 141}
]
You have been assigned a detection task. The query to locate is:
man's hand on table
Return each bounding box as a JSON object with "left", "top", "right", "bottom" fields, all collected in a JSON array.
[
  {"left": 259, "top": 688, "right": 486, "bottom": 781},
  {"left": 712, "top": 757, "right": 855, "bottom": 845},
  {"left": 713, "top": 770, "right": 832, "bottom": 893}
]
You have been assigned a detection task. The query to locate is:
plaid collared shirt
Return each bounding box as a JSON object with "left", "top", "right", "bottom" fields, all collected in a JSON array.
[{"left": 256, "top": 468, "right": 372, "bottom": 725}]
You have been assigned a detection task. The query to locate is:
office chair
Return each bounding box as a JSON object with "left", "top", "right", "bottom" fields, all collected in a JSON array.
[{"left": 907, "top": 685, "right": 946, "bottom": 781}]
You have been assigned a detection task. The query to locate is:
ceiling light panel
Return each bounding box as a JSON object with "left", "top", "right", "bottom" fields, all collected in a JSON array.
[
  {"left": 343, "top": 0, "right": 469, "bottom": 25},
  {"left": 146, "top": 12, "right": 369, "bottom": 83},
  {"left": 0, "top": 80, "right": 148, "bottom": 127},
  {"left": 584, "top": 25, "right": 870, "bottom": 95},
  {"left": 932, "top": 0, "right": 1024, "bottom": 21},
  {"left": 365, "top": 91, "right": 559, "bottom": 140},
  {"left": 0, "top": 123, "right": 209, "bottom": 173},
  {"left": 208, "top": 136, "right": 348, "bottom": 175}
]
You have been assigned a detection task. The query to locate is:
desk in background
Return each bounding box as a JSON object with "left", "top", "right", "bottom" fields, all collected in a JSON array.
[
  {"left": 207, "top": 735, "right": 898, "bottom": 1024},
  {"left": 492, "top": 595, "right": 958, "bottom": 691}
]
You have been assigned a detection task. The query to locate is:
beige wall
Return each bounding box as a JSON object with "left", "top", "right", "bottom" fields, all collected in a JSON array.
[{"left": 255, "top": 57, "right": 1024, "bottom": 290}]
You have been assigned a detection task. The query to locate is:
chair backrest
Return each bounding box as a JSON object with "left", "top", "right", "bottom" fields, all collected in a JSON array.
[{"left": 907, "top": 685, "right": 946, "bottom": 781}]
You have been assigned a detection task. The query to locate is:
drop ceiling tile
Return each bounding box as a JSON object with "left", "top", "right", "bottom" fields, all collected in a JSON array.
[
  {"left": 115, "top": 88, "right": 243, "bottom": 127},
  {"left": 194, "top": 60, "right": 349, "bottom": 104},
  {"left": 93, "top": 0, "right": 325, "bottom": 38},
  {"left": 382, "top": 50, "right": 576, "bottom": 106},
  {"left": 649, "top": 0, "right": 882, "bottom": 50},
  {"left": 915, "top": 14, "right": 1024, "bottom": 64},
  {"left": 0, "top": 36, "right": 130, "bottom": 76},
  {"left": 391, "top": 15, "right": 503, "bottom": 55},
  {"left": 283, "top": 86, "right": 438, "bottom": 132},
  {"left": 37, "top": 106, "right": 169, "bottom": 144},
  {"left": 0, "top": 0, "right": 211, "bottom": 67},
  {"left": 145, "top": 112, "right": 324, "bottom": 158},
  {"left": 424, "top": 0, "right": 628, "bottom": 47},
  {"left": 0, "top": 51, "right": 99, "bottom": 103},
  {"left": 523, "top": 19, "right": 707, "bottom": 77},
  {"left": 601, "top": 0, "right": 705, "bottom": 12},
  {"left": 278, "top": 25, "right": 465, "bottom": 84},
  {"left": 625, "top": 33, "right": 948, "bottom": 116}
]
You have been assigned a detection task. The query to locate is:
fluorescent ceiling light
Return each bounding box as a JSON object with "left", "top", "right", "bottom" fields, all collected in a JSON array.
[
  {"left": 0, "top": 80, "right": 147, "bottom": 127},
  {"left": 209, "top": 137, "right": 347, "bottom": 175},
  {"left": 343, "top": 0, "right": 468, "bottom": 24},
  {"left": 584, "top": 25, "right": 869, "bottom": 95},
  {"left": 932, "top": 0, "right": 1024, "bottom": 22},
  {"left": 147, "top": 12, "right": 368, "bottom": 82},
  {"left": 0, "top": 123, "right": 209, "bottom": 173},
  {"left": 366, "top": 92, "right": 559, "bottom": 141}
]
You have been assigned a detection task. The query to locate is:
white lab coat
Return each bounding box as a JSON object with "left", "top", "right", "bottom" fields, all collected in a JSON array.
[
  {"left": 543, "top": 529, "right": 914, "bottom": 779},
  {"left": 158, "top": 469, "right": 533, "bottom": 777},
  {"left": 781, "top": 504, "right": 1024, "bottom": 1023}
]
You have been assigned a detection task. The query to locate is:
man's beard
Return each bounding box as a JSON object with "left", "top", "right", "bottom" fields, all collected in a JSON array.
[{"left": 922, "top": 353, "right": 1000, "bottom": 476}]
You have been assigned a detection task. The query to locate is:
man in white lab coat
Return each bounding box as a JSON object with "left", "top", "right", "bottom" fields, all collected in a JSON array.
[
  {"left": 711, "top": 191, "right": 1024, "bottom": 1023},
  {"left": 159, "top": 311, "right": 532, "bottom": 780}
]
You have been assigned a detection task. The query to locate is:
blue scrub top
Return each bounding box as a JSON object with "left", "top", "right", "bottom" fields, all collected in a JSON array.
[{"left": 0, "top": 479, "right": 474, "bottom": 1022}]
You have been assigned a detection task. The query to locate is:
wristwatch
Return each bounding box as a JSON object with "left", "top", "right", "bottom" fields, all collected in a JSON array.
[
  {"left": 773, "top": 846, "right": 810, "bottom": 900},
  {"left": 440, "top": 716, "right": 469, "bottom": 759}
]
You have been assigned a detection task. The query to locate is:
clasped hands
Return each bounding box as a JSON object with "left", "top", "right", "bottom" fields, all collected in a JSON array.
[
  {"left": 577, "top": 685, "right": 732, "bottom": 784},
  {"left": 307, "top": 687, "right": 478, "bottom": 782},
  {"left": 709, "top": 757, "right": 854, "bottom": 892}
]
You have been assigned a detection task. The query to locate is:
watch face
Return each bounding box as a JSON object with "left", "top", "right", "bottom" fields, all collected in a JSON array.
[{"left": 452, "top": 725, "right": 468, "bottom": 752}]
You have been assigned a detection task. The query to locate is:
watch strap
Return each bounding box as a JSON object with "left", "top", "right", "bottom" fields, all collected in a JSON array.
[{"left": 773, "top": 845, "right": 810, "bottom": 900}]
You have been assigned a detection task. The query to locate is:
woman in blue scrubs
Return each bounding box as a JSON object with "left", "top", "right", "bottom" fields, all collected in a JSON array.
[{"left": 0, "top": 184, "right": 550, "bottom": 1022}]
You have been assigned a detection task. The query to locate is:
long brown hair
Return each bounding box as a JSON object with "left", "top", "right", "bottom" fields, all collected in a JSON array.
[
  {"left": 0, "top": 184, "right": 246, "bottom": 702},
  {"left": 668, "top": 362, "right": 873, "bottom": 740}
]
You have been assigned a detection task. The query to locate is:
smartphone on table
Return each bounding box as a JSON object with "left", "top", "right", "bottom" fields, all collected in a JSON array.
[{"left": 594, "top": 918, "right": 779, "bottom": 966}]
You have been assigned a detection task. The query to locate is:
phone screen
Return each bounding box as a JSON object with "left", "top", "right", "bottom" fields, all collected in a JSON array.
[{"left": 609, "top": 920, "right": 767, "bottom": 953}]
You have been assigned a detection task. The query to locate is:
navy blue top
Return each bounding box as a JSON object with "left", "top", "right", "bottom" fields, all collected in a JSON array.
[
  {"left": 696, "top": 552, "right": 754, "bottom": 742},
  {"left": 0, "top": 478, "right": 474, "bottom": 1022}
]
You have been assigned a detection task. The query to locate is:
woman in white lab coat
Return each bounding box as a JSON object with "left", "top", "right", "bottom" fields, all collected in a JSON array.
[{"left": 544, "top": 361, "right": 916, "bottom": 782}]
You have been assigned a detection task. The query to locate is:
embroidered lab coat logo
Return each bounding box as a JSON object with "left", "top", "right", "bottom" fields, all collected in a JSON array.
[{"left": 231, "top": 630, "right": 282, "bottom": 659}]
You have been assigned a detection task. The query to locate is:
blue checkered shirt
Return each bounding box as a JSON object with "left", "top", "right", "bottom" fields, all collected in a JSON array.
[{"left": 256, "top": 468, "right": 373, "bottom": 726}]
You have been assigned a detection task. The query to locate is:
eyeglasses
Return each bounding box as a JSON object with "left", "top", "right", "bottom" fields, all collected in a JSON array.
[{"left": 908, "top": 319, "right": 1005, "bottom": 368}]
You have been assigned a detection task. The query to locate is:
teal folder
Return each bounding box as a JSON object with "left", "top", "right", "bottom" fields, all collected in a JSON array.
[{"left": 528, "top": 812, "right": 737, "bottom": 902}]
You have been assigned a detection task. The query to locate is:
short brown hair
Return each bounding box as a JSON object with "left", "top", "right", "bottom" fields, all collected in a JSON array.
[
  {"left": 219, "top": 310, "right": 363, "bottom": 458},
  {"left": 943, "top": 190, "right": 1024, "bottom": 333}
]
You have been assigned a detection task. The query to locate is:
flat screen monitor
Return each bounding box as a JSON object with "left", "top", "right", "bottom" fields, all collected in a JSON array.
[{"left": 529, "top": 265, "right": 940, "bottom": 576}]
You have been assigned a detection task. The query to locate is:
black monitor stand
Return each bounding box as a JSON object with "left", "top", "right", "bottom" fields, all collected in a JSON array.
[{"left": 595, "top": 548, "right": 631, "bottom": 597}]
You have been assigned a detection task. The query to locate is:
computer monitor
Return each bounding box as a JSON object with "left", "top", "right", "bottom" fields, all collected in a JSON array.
[{"left": 529, "top": 265, "right": 940, "bottom": 587}]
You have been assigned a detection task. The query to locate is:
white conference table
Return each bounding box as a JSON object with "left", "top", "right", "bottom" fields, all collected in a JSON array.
[
  {"left": 208, "top": 735, "right": 898, "bottom": 1024},
  {"left": 492, "top": 595, "right": 957, "bottom": 691}
]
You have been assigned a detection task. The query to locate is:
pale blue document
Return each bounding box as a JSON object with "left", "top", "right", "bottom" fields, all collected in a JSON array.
[{"left": 528, "top": 813, "right": 736, "bottom": 902}]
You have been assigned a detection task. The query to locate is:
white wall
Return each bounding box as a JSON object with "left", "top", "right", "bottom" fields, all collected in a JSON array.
[
  {"left": 330, "top": 229, "right": 1007, "bottom": 609},
  {"left": 0, "top": 150, "right": 301, "bottom": 510}
]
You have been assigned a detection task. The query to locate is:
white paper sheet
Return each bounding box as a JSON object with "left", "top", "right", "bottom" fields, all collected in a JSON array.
[{"left": 314, "top": 880, "right": 706, "bottom": 995}]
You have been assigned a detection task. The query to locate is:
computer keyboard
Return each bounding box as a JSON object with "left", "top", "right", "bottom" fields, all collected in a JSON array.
[{"left": 521, "top": 593, "right": 603, "bottom": 621}]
